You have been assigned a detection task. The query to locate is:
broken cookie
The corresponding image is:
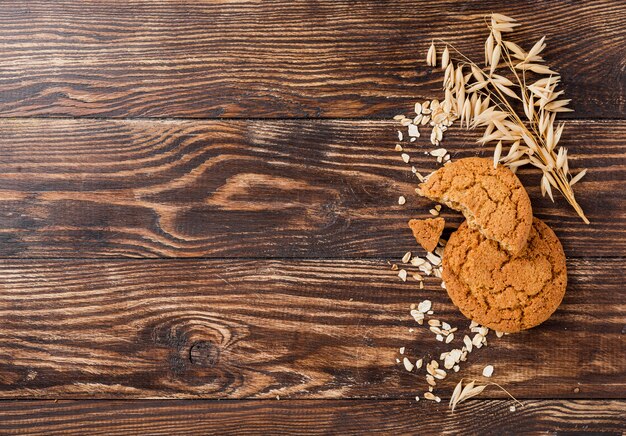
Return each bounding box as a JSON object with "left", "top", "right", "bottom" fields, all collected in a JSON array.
[{"left": 417, "top": 157, "right": 532, "bottom": 255}]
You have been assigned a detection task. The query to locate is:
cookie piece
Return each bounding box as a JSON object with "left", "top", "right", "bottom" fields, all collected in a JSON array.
[
  {"left": 408, "top": 218, "right": 445, "bottom": 252},
  {"left": 418, "top": 157, "right": 532, "bottom": 255},
  {"left": 442, "top": 217, "right": 566, "bottom": 333}
]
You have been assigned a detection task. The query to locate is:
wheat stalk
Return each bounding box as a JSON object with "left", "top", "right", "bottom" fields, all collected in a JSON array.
[{"left": 426, "top": 13, "right": 589, "bottom": 224}]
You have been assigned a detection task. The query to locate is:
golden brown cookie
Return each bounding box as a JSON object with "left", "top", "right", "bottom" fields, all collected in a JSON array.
[
  {"left": 408, "top": 217, "right": 445, "bottom": 252},
  {"left": 418, "top": 157, "right": 532, "bottom": 255},
  {"left": 442, "top": 217, "right": 566, "bottom": 333}
]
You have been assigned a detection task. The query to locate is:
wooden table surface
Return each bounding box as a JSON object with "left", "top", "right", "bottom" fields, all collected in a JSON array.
[{"left": 0, "top": 1, "right": 624, "bottom": 434}]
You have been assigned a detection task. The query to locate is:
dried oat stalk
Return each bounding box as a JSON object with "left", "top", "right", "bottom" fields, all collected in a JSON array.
[
  {"left": 449, "top": 379, "right": 523, "bottom": 413},
  {"left": 427, "top": 13, "right": 589, "bottom": 223}
]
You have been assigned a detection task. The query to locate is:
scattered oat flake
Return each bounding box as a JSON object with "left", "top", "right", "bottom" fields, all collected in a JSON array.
[
  {"left": 463, "top": 335, "right": 473, "bottom": 352},
  {"left": 411, "top": 257, "right": 426, "bottom": 267},
  {"left": 401, "top": 153, "right": 410, "bottom": 163},
  {"left": 398, "top": 131, "right": 403, "bottom": 141},
  {"left": 430, "top": 326, "right": 443, "bottom": 335},
  {"left": 429, "top": 208, "right": 439, "bottom": 216},
  {"left": 472, "top": 334, "right": 484, "bottom": 347},
  {"left": 399, "top": 347, "right": 405, "bottom": 355},
  {"left": 426, "top": 252, "right": 441, "bottom": 265},
  {"left": 424, "top": 392, "right": 436, "bottom": 401},
  {"left": 483, "top": 365, "right": 494, "bottom": 377},
  {"left": 403, "top": 357, "right": 415, "bottom": 372},
  {"left": 398, "top": 269, "right": 408, "bottom": 281},
  {"left": 436, "top": 334, "right": 444, "bottom": 342},
  {"left": 445, "top": 333, "right": 454, "bottom": 343},
  {"left": 430, "top": 148, "right": 447, "bottom": 157},
  {"left": 416, "top": 358, "right": 423, "bottom": 369},
  {"left": 408, "top": 124, "right": 420, "bottom": 137},
  {"left": 418, "top": 300, "right": 432, "bottom": 313},
  {"left": 402, "top": 251, "right": 412, "bottom": 263},
  {"left": 395, "top": 144, "right": 403, "bottom": 152},
  {"left": 398, "top": 196, "right": 406, "bottom": 205},
  {"left": 509, "top": 405, "right": 516, "bottom": 412}
]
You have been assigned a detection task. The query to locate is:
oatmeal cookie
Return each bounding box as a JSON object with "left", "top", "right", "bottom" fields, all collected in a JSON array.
[
  {"left": 417, "top": 157, "right": 532, "bottom": 254},
  {"left": 442, "top": 217, "right": 566, "bottom": 333}
]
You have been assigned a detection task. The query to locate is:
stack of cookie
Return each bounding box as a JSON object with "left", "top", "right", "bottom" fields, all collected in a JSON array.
[{"left": 412, "top": 157, "right": 567, "bottom": 333}]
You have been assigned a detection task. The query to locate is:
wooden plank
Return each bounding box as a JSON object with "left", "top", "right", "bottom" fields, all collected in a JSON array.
[
  {"left": 0, "top": 119, "right": 622, "bottom": 258},
  {"left": 0, "top": 1, "right": 624, "bottom": 118},
  {"left": 0, "top": 400, "right": 624, "bottom": 435},
  {"left": 0, "top": 258, "right": 623, "bottom": 399}
]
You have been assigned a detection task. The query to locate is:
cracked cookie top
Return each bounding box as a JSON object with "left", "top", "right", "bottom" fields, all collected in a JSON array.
[
  {"left": 418, "top": 157, "right": 532, "bottom": 255},
  {"left": 442, "top": 217, "right": 567, "bottom": 333}
]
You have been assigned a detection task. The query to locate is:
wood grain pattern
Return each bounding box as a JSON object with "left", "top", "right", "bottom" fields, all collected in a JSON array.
[
  {"left": 0, "top": 258, "right": 623, "bottom": 399},
  {"left": 0, "top": 399, "right": 624, "bottom": 435},
  {"left": 0, "top": 119, "right": 622, "bottom": 258},
  {"left": 0, "top": 1, "right": 624, "bottom": 118}
]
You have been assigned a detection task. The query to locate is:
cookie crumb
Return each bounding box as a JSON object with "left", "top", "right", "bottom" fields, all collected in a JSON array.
[{"left": 408, "top": 218, "right": 445, "bottom": 253}]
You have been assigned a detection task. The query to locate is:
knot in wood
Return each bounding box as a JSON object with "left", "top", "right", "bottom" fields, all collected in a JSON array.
[{"left": 189, "top": 341, "right": 220, "bottom": 367}]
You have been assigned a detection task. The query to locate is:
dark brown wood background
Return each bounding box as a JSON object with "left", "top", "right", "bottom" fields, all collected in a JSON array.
[{"left": 0, "top": 1, "right": 624, "bottom": 434}]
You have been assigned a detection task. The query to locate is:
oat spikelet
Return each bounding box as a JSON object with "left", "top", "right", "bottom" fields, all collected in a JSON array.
[
  {"left": 441, "top": 46, "right": 450, "bottom": 70},
  {"left": 485, "top": 33, "right": 494, "bottom": 65},
  {"left": 569, "top": 168, "right": 587, "bottom": 186},
  {"left": 427, "top": 42, "right": 436, "bottom": 67},
  {"left": 490, "top": 44, "right": 501, "bottom": 75},
  {"left": 494, "top": 141, "right": 503, "bottom": 168}
]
